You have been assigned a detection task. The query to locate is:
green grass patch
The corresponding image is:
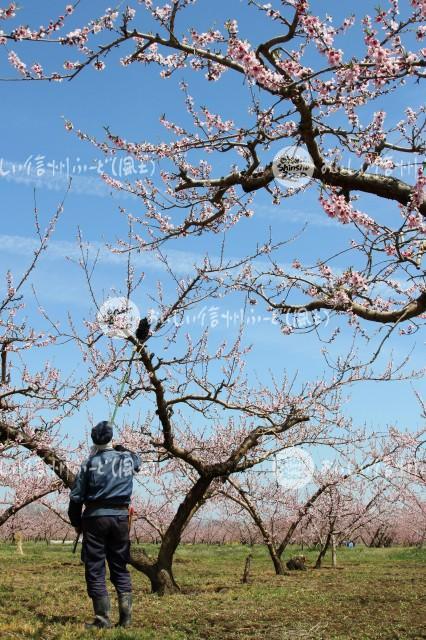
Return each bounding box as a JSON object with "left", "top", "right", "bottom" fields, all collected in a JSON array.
[{"left": 0, "top": 543, "right": 424, "bottom": 639}]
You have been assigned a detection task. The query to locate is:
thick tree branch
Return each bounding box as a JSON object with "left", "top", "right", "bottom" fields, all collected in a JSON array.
[
  {"left": 275, "top": 290, "right": 426, "bottom": 324},
  {"left": 0, "top": 421, "right": 75, "bottom": 487}
]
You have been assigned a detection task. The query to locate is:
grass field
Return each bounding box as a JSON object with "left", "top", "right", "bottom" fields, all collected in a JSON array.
[{"left": 0, "top": 542, "right": 424, "bottom": 640}]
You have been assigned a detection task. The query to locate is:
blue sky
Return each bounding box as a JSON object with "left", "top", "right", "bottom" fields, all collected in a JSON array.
[{"left": 0, "top": 0, "right": 424, "bottom": 447}]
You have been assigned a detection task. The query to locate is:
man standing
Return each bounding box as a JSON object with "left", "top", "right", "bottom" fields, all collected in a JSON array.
[{"left": 68, "top": 420, "right": 141, "bottom": 629}]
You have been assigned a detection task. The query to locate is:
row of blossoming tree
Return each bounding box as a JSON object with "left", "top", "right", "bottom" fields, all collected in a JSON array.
[
  {"left": 1, "top": 210, "right": 423, "bottom": 591},
  {"left": 0, "top": 0, "right": 425, "bottom": 594}
]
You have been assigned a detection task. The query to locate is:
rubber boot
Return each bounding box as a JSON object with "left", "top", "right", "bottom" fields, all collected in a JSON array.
[
  {"left": 117, "top": 592, "right": 132, "bottom": 628},
  {"left": 85, "top": 595, "right": 113, "bottom": 629}
]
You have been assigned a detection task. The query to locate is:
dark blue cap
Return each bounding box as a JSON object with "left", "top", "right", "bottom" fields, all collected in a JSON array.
[{"left": 91, "top": 421, "right": 113, "bottom": 445}]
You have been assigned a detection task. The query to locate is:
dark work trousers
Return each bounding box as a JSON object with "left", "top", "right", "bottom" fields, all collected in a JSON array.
[{"left": 82, "top": 515, "right": 132, "bottom": 598}]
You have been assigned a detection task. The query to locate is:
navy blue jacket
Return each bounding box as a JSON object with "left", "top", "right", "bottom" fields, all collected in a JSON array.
[{"left": 68, "top": 447, "right": 140, "bottom": 528}]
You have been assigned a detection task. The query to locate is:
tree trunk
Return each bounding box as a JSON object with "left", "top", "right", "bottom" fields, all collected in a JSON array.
[
  {"left": 278, "top": 490, "right": 329, "bottom": 557},
  {"left": 130, "top": 475, "right": 212, "bottom": 594},
  {"left": 331, "top": 534, "right": 337, "bottom": 568},
  {"left": 15, "top": 532, "right": 24, "bottom": 556},
  {"left": 225, "top": 481, "right": 285, "bottom": 575},
  {"left": 315, "top": 531, "right": 332, "bottom": 569},
  {"left": 129, "top": 547, "right": 178, "bottom": 595},
  {"left": 268, "top": 544, "right": 286, "bottom": 575},
  {"left": 369, "top": 525, "right": 382, "bottom": 548},
  {"left": 150, "top": 567, "right": 179, "bottom": 595},
  {"left": 241, "top": 552, "right": 252, "bottom": 583}
]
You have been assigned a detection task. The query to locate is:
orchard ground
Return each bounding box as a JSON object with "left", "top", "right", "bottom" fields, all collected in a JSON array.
[{"left": 0, "top": 544, "right": 424, "bottom": 640}]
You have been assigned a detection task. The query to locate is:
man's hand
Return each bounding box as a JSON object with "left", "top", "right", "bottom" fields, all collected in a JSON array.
[{"left": 113, "top": 444, "right": 128, "bottom": 452}]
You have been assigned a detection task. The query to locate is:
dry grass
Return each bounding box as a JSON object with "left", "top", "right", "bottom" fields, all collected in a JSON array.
[{"left": 0, "top": 543, "right": 424, "bottom": 639}]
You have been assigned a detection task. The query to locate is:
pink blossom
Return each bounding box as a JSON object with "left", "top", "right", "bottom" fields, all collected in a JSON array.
[
  {"left": 319, "top": 192, "right": 379, "bottom": 234},
  {"left": 191, "top": 28, "right": 223, "bottom": 47},
  {"left": 153, "top": 4, "right": 172, "bottom": 22},
  {"left": 201, "top": 107, "right": 234, "bottom": 133},
  {"left": 409, "top": 167, "right": 426, "bottom": 211},
  {"left": 344, "top": 271, "right": 368, "bottom": 291},
  {"left": 10, "top": 25, "right": 33, "bottom": 40},
  {"left": 205, "top": 61, "right": 226, "bottom": 82},
  {"left": 405, "top": 108, "right": 417, "bottom": 125},
  {"left": 327, "top": 49, "right": 343, "bottom": 65},
  {"left": 63, "top": 27, "right": 89, "bottom": 46},
  {"left": 0, "top": 3, "right": 16, "bottom": 20},
  {"left": 319, "top": 264, "right": 333, "bottom": 278},
  {"left": 332, "top": 290, "right": 350, "bottom": 306},
  {"left": 63, "top": 60, "right": 80, "bottom": 70},
  {"left": 101, "top": 173, "right": 124, "bottom": 190},
  {"left": 31, "top": 62, "right": 43, "bottom": 78},
  {"left": 399, "top": 323, "right": 415, "bottom": 335},
  {"left": 8, "top": 50, "right": 28, "bottom": 76},
  {"left": 124, "top": 7, "right": 136, "bottom": 21},
  {"left": 225, "top": 19, "right": 238, "bottom": 37},
  {"left": 227, "top": 38, "right": 284, "bottom": 91},
  {"left": 411, "top": 0, "right": 426, "bottom": 18},
  {"left": 416, "top": 25, "right": 426, "bottom": 39}
]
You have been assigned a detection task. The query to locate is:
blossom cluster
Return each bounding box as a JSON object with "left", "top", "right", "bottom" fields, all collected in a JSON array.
[
  {"left": 300, "top": 13, "right": 342, "bottom": 67},
  {"left": 411, "top": 0, "right": 426, "bottom": 18},
  {"left": 319, "top": 192, "right": 379, "bottom": 234},
  {"left": 8, "top": 5, "right": 75, "bottom": 43},
  {"left": 409, "top": 168, "right": 426, "bottom": 212},
  {"left": 227, "top": 38, "right": 284, "bottom": 91},
  {"left": 8, "top": 50, "right": 27, "bottom": 76},
  {"left": 190, "top": 28, "right": 224, "bottom": 47},
  {"left": 121, "top": 41, "right": 186, "bottom": 78},
  {"left": 0, "top": 3, "right": 15, "bottom": 20}
]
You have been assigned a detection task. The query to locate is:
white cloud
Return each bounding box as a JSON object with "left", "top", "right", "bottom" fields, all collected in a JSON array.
[
  {"left": 0, "top": 234, "right": 213, "bottom": 275},
  {"left": 255, "top": 202, "right": 338, "bottom": 227},
  {"left": 0, "top": 158, "right": 339, "bottom": 224},
  {"left": 0, "top": 234, "right": 298, "bottom": 286},
  {"left": 0, "top": 158, "right": 132, "bottom": 199}
]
